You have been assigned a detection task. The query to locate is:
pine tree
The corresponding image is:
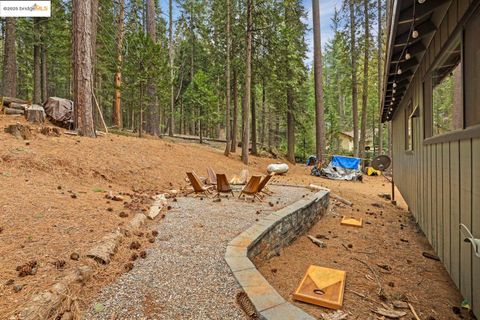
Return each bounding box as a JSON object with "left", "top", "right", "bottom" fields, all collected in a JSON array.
[
  {"left": 72, "top": 0, "right": 95, "bottom": 137},
  {"left": 359, "top": 0, "right": 370, "bottom": 158},
  {"left": 312, "top": 0, "right": 325, "bottom": 164},
  {"left": 349, "top": 0, "right": 359, "bottom": 157},
  {"left": 113, "top": 0, "right": 125, "bottom": 128},
  {"left": 2, "top": 18, "right": 17, "bottom": 97},
  {"left": 242, "top": 0, "right": 253, "bottom": 165},
  {"left": 33, "top": 18, "right": 42, "bottom": 104}
]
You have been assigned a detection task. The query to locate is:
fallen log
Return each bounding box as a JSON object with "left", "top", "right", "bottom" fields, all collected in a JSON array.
[
  {"left": 9, "top": 102, "right": 29, "bottom": 111},
  {"left": 147, "top": 194, "right": 168, "bottom": 220},
  {"left": 331, "top": 194, "right": 353, "bottom": 206},
  {"left": 307, "top": 235, "right": 326, "bottom": 248},
  {"left": 2, "top": 96, "right": 29, "bottom": 106},
  {"left": 25, "top": 105, "right": 46, "bottom": 124},
  {"left": 372, "top": 308, "right": 407, "bottom": 319},
  {"left": 18, "top": 265, "right": 92, "bottom": 320},
  {"left": 308, "top": 184, "right": 352, "bottom": 206},
  {"left": 86, "top": 230, "right": 122, "bottom": 264},
  {"left": 129, "top": 213, "right": 147, "bottom": 230},
  {"left": 3, "top": 107, "right": 24, "bottom": 115},
  {"left": 4, "top": 123, "right": 32, "bottom": 140}
]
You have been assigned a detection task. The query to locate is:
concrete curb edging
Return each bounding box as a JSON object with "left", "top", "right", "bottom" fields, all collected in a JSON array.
[{"left": 225, "top": 190, "right": 330, "bottom": 320}]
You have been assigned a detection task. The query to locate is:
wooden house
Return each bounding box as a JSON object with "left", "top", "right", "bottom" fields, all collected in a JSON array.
[{"left": 382, "top": 0, "right": 480, "bottom": 316}]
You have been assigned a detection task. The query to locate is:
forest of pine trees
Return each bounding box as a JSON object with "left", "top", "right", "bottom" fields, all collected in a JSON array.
[{"left": 0, "top": 0, "right": 389, "bottom": 163}]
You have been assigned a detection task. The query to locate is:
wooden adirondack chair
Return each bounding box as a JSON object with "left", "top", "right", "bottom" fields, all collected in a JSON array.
[
  {"left": 186, "top": 171, "right": 214, "bottom": 196},
  {"left": 238, "top": 175, "right": 262, "bottom": 201},
  {"left": 257, "top": 173, "right": 274, "bottom": 197},
  {"left": 206, "top": 167, "right": 217, "bottom": 185},
  {"left": 215, "top": 173, "right": 235, "bottom": 198}
]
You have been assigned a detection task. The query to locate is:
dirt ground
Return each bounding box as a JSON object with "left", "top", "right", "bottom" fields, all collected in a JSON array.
[
  {"left": 258, "top": 174, "right": 475, "bottom": 320},
  {"left": 0, "top": 114, "right": 473, "bottom": 319},
  {"left": 0, "top": 114, "right": 285, "bottom": 318}
]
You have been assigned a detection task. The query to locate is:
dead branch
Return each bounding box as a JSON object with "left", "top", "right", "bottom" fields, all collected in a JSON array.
[{"left": 352, "top": 257, "right": 383, "bottom": 294}]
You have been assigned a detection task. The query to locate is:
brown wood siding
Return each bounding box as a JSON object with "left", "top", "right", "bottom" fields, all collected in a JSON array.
[{"left": 390, "top": 0, "right": 479, "bottom": 316}]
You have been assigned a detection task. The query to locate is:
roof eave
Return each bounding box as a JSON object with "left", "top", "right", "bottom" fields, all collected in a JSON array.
[{"left": 381, "top": 0, "right": 401, "bottom": 123}]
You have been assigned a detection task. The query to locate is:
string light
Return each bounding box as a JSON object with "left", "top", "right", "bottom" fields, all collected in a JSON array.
[{"left": 385, "top": 0, "right": 417, "bottom": 120}]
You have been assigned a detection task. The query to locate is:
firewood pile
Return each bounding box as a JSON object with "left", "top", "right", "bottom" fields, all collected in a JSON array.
[{"left": 1, "top": 96, "right": 46, "bottom": 124}]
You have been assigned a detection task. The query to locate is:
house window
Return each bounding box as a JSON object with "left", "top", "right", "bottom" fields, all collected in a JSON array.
[
  {"left": 423, "top": 3, "right": 480, "bottom": 144},
  {"left": 431, "top": 38, "right": 463, "bottom": 136},
  {"left": 464, "top": 5, "right": 480, "bottom": 127},
  {"left": 405, "top": 102, "right": 413, "bottom": 151}
]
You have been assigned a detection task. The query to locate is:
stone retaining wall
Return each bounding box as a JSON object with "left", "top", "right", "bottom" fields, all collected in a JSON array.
[{"left": 225, "top": 190, "right": 329, "bottom": 320}]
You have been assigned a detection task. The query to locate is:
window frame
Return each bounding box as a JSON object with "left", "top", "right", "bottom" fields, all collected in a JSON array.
[
  {"left": 423, "top": 2, "right": 480, "bottom": 145},
  {"left": 405, "top": 101, "right": 414, "bottom": 152}
]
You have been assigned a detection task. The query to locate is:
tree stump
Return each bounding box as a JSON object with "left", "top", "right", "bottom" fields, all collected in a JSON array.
[
  {"left": 25, "top": 105, "right": 45, "bottom": 124},
  {"left": 4, "top": 123, "right": 33, "bottom": 140},
  {"left": 40, "top": 126, "right": 61, "bottom": 137}
]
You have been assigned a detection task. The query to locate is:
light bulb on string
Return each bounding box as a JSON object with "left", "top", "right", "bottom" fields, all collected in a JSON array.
[
  {"left": 405, "top": 52, "right": 411, "bottom": 60},
  {"left": 397, "top": 68, "right": 403, "bottom": 75},
  {"left": 412, "top": 30, "right": 419, "bottom": 39}
]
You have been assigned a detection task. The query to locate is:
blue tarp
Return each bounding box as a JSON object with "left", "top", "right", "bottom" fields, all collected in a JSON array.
[{"left": 331, "top": 155, "right": 361, "bottom": 170}]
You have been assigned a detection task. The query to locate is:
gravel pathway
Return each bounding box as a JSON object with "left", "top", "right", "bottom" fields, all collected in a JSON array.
[{"left": 86, "top": 185, "right": 308, "bottom": 320}]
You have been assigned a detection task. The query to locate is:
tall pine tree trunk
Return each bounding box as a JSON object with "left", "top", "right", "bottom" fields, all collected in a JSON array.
[
  {"left": 251, "top": 64, "right": 257, "bottom": 156},
  {"left": 286, "top": 86, "right": 295, "bottom": 163},
  {"left": 359, "top": 0, "right": 369, "bottom": 159},
  {"left": 113, "top": 0, "right": 125, "bottom": 128},
  {"left": 260, "top": 80, "right": 266, "bottom": 147},
  {"left": 41, "top": 43, "right": 48, "bottom": 101},
  {"left": 2, "top": 18, "right": 17, "bottom": 98},
  {"left": 33, "top": 18, "right": 42, "bottom": 104},
  {"left": 242, "top": 0, "right": 253, "bottom": 164},
  {"left": 285, "top": 3, "right": 295, "bottom": 164},
  {"left": 224, "top": 0, "right": 232, "bottom": 156},
  {"left": 231, "top": 70, "right": 238, "bottom": 152},
  {"left": 267, "top": 102, "right": 272, "bottom": 149},
  {"left": 169, "top": 0, "right": 175, "bottom": 136},
  {"left": 146, "top": 0, "right": 159, "bottom": 136},
  {"left": 377, "top": 0, "right": 383, "bottom": 155},
  {"left": 91, "top": 0, "right": 98, "bottom": 93},
  {"left": 350, "top": 0, "right": 359, "bottom": 157},
  {"left": 312, "top": 0, "right": 325, "bottom": 165},
  {"left": 72, "top": 0, "right": 95, "bottom": 137},
  {"left": 113, "top": 0, "right": 124, "bottom": 128}
]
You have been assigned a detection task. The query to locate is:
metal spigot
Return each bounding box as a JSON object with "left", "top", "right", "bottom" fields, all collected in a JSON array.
[{"left": 460, "top": 224, "right": 480, "bottom": 258}]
